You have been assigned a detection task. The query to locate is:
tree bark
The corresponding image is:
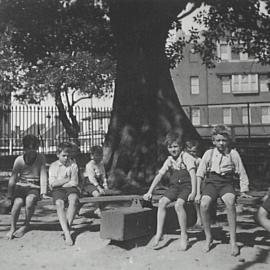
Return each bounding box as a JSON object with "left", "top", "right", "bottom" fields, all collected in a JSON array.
[{"left": 104, "top": 0, "right": 200, "bottom": 186}]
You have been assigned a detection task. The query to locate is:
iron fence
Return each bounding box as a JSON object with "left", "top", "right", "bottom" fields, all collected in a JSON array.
[
  {"left": 0, "top": 105, "right": 111, "bottom": 155},
  {"left": 1, "top": 101, "right": 270, "bottom": 156}
]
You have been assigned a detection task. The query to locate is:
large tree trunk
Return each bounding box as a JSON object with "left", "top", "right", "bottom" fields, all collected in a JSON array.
[{"left": 104, "top": 0, "right": 199, "bottom": 187}]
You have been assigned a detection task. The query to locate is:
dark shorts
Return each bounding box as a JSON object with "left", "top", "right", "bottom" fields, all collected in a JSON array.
[
  {"left": 202, "top": 173, "right": 235, "bottom": 201},
  {"left": 13, "top": 185, "right": 40, "bottom": 205},
  {"left": 83, "top": 183, "right": 99, "bottom": 195},
  {"left": 262, "top": 196, "right": 270, "bottom": 214},
  {"left": 51, "top": 187, "right": 80, "bottom": 204},
  {"left": 163, "top": 182, "right": 192, "bottom": 202}
]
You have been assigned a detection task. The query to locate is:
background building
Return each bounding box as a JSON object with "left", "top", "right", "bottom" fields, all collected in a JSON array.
[{"left": 171, "top": 42, "right": 270, "bottom": 143}]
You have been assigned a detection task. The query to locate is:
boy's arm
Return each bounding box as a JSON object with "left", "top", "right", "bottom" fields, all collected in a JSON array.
[
  {"left": 188, "top": 168, "right": 197, "bottom": 201},
  {"left": 40, "top": 155, "right": 48, "bottom": 195},
  {"left": 7, "top": 171, "right": 18, "bottom": 199},
  {"left": 48, "top": 164, "right": 69, "bottom": 188},
  {"left": 144, "top": 173, "right": 163, "bottom": 197},
  {"left": 234, "top": 151, "right": 249, "bottom": 193},
  {"left": 7, "top": 157, "right": 20, "bottom": 198},
  {"left": 195, "top": 176, "right": 203, "bottom": 203},
  {"left": 63, "top": 164, "right": 79, "bottom": 187},
  {"left": 85, "top": 163, "right": 100, "bottom": 187}
]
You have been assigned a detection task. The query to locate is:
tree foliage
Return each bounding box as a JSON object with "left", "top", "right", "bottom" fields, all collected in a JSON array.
[{"left": 0, "top": 0, "right": 116, "bottom": 138}]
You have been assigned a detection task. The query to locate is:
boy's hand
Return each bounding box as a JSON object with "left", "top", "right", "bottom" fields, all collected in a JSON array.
[
  {"left": 188, "top": 191, "right": 196, "bottom": 202},
  {"left": 143, "top": 192, "right": 152, "bottom": 201},
  {"left": 97, "top": 186, "right": 105, "bottom": 195},
  {"left": 240, "top": 192, "right": 252, "bottom": 199},
  {"left": 40, "top": 194, "right": 51, "bottom": 200},
  {"left": 195, "top": 194, "right": 201, "bottom": 204},
  {"left": 103, "top": 183, "right": 109, "bottom": 190}
]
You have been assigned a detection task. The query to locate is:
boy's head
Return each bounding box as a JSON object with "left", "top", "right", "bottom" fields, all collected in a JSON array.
[
  {"left": 22, "top": 135, "right": 39, "bottom": 166},
  {"left": 90, "top": 145, "right": 103, "bottom": 163},
  {"left": 57, "top": 142, "right": 73, "bottom": 166},
  {"left": 164, "top": 132, "right": 182, "bottom": 158},
  {"left": 185, "top": 140, "right": 199, "bottom": 158},
  {"left": 211, "top": 125, "right": 231, "bottom": 153}
]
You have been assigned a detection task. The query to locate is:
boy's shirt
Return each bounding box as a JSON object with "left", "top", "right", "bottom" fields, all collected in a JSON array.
[
  {"left": 49, "top": 159, "right": 79, "bottom": 188},
  {"left": 12, "top": 153, "right": 47, "bottom": 194},
  {"left": 84, "top": 160, "right": 106, "bottom": 185},
  {"left": 196, "top": 148, "right": 249, "bottom": 192},
  {"left": 159, "top": 151, "right": 196, "bottom": 176}
]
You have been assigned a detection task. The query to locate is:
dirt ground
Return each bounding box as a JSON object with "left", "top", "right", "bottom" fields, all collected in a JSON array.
[{"left": 0, "top": 199, "right": 270, "bottom": 270}]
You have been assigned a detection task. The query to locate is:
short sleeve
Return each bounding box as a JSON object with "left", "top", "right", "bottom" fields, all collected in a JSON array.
[
  {"left": 158, "top": 157, "right": 172, "bottom": 176},
  {"left": 182, "top": 152, "right": 196, "bottom": 171}
]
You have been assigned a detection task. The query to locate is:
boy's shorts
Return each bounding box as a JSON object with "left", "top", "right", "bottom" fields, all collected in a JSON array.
[
  {"left": 202, "top": 173, "right": 235, "bottom": 201},
  {"left": 83, "top": 183, "right": 99, "bottom": 195},
  {"left": 51, "top": 187, "right": 80, "bottom": 204},
  {"left": 164, "top": 182, "right": 191, "bottom": 202},
  {"left": 13, "top": 185, "right": 40, "bottom": 205},
  {"left": 262, "top": 196, "right": 270, "bottom": 214}
]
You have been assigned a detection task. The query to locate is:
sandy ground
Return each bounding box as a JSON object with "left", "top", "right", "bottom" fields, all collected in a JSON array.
[{"left": 0, "top": 200, "right": 270, "bottom": 270}]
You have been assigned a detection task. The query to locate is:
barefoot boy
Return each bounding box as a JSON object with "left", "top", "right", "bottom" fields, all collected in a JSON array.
[
  {"left": 83, "top": 145, "right": 108, "bottom": 217},
  {"left": 196, "top": 125, "right": 250, "bottom": 256},
  {"left": 6, "top": 135, "right": 47, "bottom": 239},
  {"left": 143, "top": 132, "right": 196, "bottom": 250},
  {"left": 49, "top": 142, "right": 80, "bottom": 246}
]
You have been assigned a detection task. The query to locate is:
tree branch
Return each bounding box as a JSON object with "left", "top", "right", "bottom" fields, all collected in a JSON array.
[{"left": 177, "top": 3, "right": 202, "bottom": 20}]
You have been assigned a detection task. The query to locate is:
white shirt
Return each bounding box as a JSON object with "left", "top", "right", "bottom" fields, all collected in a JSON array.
[{"left": 196, "top": 148, "right": 249, "bottom": 192}]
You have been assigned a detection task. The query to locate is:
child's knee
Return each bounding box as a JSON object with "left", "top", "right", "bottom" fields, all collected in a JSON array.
[
  {"left": 175, "top": 199, "right": 185, "bottom": 211},
  {"left": 13, "top": 197, "right": 24, "bottom": 208},
  {"left": 55, "top": 199, "right": 65, "bottom": 208},
  {"left": 158, "top": 197, "right": 170, "bottom": 209},
  {"left": 25, "top": 195, "right": 37, "bottom": 207},
  {"left": 200, "top": 198, "right": 211, "bottom": 211}
]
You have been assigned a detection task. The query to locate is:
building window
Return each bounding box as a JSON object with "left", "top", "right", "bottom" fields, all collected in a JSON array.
[
  {"left": 260, "top": 75, "right": 270, "bottom": 92},
  {"left": 189, "top": 49, "right": 199, "bottom": 62},
  {"left": 223, "top": 108, "right": 232, "bottom": 125},
  {"left": 218, "top": 43, "right": 254, "bottom": 61},
  {"left": 219, "top": 44, "right": 229, "bottom": 60},
  {"left": 221, "top": 76, "right": 231, "bottom": 93},
  {"left": 242, "top": 107, "right": 250, "bottom": 124},
  {"left": 232, "top": 74, "right": 258, "bottom": 93},
  {"left": 190, "top": 76, "right": 199, "bottom": 95},
  {"left": 262, "top": 106, "right": 270, "bottom": 124},
  {"left": 191, "top": 108, "right": 200, "bottom": 125}
]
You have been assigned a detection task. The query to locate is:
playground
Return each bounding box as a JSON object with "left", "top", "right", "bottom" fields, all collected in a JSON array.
[{"left": 0, "top": 191, "right": 270, "bottom": 270}]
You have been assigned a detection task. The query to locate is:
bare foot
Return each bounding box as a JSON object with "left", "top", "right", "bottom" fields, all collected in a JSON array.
[
  {"left": 203, "top": 238, "right": 213, "bottom": 253},
  {"left": 64, "top": 233, "right": 74, "bottom": 246},
  {"left": 13, "top": 225, "right": 29, "bottom": 238},
  {"left": 152, "top": 235, "right": 164, "bottom": 249},
  {"left": 6, "top": 229, "right": 15, "bottom": 240},
  {"left": 231, "top": 244, "right": 240, "bottom": 257},
  {"left": 179, "top": 235, "right": 189, "bottom": 251}
]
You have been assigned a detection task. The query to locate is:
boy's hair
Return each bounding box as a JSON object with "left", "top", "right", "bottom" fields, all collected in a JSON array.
[
  {"left": 164, "top": 132, "right": 182, "bottom": 147},
  {"left": 90, "top": 145, "right": 103, "bottom": 155},
  {"left": 185, "top": 140, "right": 199, "bottom": 150},
  {"left": 22, "top": 135, "right": 40, "bottom": 150},
  {"left": 211, "top": 125, "right": 231, "bottom": 139},
  {"left": 57, "top": 141, "right": 73, "bottom": 154}
]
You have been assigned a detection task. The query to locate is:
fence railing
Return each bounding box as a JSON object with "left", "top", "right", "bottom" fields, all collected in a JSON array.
[
  {"left": 0, "top": 105, "right": 111, "bottom": 155},
  {"left": 1, "top": 101, "right": 270, "bottom": 156}
]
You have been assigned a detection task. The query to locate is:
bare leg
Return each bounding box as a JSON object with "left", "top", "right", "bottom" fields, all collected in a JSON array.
[
  {"left": 175, "top": 198, "right": 188, "bottom": 251},
  {"left": 92, "top": 190, "right": 101, "bottom": 217},
  {"left": 6, "top": 198, "right": 24, "bottom": 240},
  {"left": 14, "top": 194, "right": 37, "bottom": 238},
  {"left": 66, "top": 193, "right": 79, "bottom": 228},
  {"left": 222, "top": 193, "right": 239, "bottom": 256},
  {"left": 195, "top": 203, "right": 202, "bottom": 226},
  {"left": 200, "top": 195, "right": 213, "bottom": 252},
  {"left": 257, "top": 207, "right": 270, "bottom": 232},
  {"left": 153, "top": 196, "right": 171, "bottom": 247},
  {"left": 55, "top": 199, "right": 73, "bottom": 246}
]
